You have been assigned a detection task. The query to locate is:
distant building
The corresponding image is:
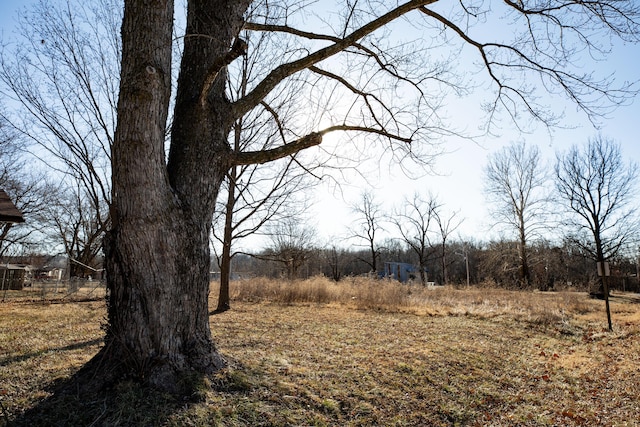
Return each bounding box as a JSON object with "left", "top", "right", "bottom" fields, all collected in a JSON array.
[
  {"left": 0, "top": 189, "right": 25, "bottom": 223},
  {"left": 0, "top": 264, "right": 29, "bottom": 290},
  {"left": 381, "top": 262, "right": 427, "bottom": 283}
]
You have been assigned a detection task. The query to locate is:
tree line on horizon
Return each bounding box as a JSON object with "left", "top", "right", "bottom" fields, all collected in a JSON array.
[{"left": 225, "top": 234, "right": 639, "bottom": 292}]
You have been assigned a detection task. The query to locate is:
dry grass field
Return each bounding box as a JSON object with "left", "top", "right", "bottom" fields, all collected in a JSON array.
[{"left": 1, "top": 277, "right": 639, "bottom": 426}]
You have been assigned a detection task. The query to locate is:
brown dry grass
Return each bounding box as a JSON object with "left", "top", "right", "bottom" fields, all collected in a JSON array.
[{"left": 1, "top": 276, "right": 639, "bottom": 426}]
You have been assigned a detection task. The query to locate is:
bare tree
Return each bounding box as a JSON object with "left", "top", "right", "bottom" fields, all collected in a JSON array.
[
  {"left": 44, "top": 183, "right": 107, "bottom": 278},
  {"left": 484, "top": 141, "right": 551, "bottom": 288},
  {"left": 391, "top": 193, "right": 439, "bottom": 285},
  {"left": 433, "top": 207, "right": 462, "bottom": 285},
  {"left": 5, "top": 0, "right": 635, "bottom": 393},
  {"left": 0, "top": 0, "right": 119, "bottom": 235},
  {"left": 349, "top": 191, "right": 385, "bottom": 274},
  {"left": 477, "top": 238, "right": 527, "bottom": 287},
  {"left": 211, "top": 30, "right": 318, "bottom": 312},
  {"left": 0, "top": 119, "right": 54, "bottom": 258},
  {"left": 261, "top": 217, "right": 317, "bottom": 280},
  {"left": 323, "top": 244, "right": 345, "bottom": 282},
  {"left": 555, "top": 136, "right": 639, "bottom": 329},
  {"left": 213, "top": 156, "right": 314, "bottom": 308}
]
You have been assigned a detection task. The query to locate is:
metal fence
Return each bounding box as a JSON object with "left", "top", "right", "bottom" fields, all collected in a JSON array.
[{"left": 0, "top": 278, "right": 107, "bottom": 302}]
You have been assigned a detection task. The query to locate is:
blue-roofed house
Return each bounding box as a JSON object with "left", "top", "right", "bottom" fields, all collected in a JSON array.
[{"left": 381, "top": 262, "right": 427, "bottom": 283}]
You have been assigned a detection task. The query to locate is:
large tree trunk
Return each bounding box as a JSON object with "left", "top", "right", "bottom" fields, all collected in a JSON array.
[{"left": 94, "top": 0, "right": 249, "bottom": 393}]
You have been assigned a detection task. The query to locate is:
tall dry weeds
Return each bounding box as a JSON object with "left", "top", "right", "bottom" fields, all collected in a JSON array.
[
  {"left": 228, "top": 276, "right": 414, "bottom": 309},
  {"left": 214, "top": 276, "right": 605, "bottom": 328}
]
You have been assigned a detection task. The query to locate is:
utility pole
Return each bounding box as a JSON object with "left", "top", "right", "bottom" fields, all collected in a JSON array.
[
  {"left": 457, "top": 246, "right": 470, "bottom": 287},
  {"left": 465, "top": 251, "right": 470, "bottom": 287}
]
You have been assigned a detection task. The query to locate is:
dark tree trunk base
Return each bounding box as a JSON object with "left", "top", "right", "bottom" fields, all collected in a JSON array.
[
  {"left": 213, "top": 302, "right": 231, "bottom": 314},
  {"left": 10, "top": 351, "right": 224, "bottom": 426},
  {"left": 590, "top": 283, "right": 609, "bottom": 300},
  {"left": 67, "top": 341, "right": 226, "bottom": 398}
]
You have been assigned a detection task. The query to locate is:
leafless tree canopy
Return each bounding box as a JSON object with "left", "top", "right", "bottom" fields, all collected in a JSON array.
[
  {"left": 262, "top": 216, "right": 318, "bottom": 279},
  {"left": 43, "top": 184, "right": 107, "bottom": 277},
  {"left": 0, "top": 118, "right": 54, "bottom": 257},
  {"left": 484, "top": 141, "right": 551, "bottom": 286},
  {"left": 231, "top": 0, "right": 640, "bottom": 164},
  {"left": 0, "top": 0, "right": 120, "bottom": 232},
  {"left": 391, "top": 192, "right": 440, "bottom": 285},
  {"left": 349, "top": 191, "right": 385, "bottom": 273},
  {"left": 555, "top": 136, "right": 639, "bottom": 262}
]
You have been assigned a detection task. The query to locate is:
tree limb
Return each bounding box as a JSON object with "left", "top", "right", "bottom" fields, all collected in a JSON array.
[
  {"left": 199, "top": 37, "right": 248, "bottom": 107},
  {"left": 232, "top": 132, "right": 322, "bottom": 166},
  {"left": 232, "top": 0, "right": 437, "bottom": 119},
  {"left": 244, "top": 21, "right": 427, "bottom": 94},
  {"left": 232, "top": 122, "right": 413, "bottom": 167}
]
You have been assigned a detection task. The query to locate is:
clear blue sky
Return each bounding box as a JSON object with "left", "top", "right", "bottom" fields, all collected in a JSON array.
[{"left": 2, "top": 0, "right": 639, "bottom": 249}]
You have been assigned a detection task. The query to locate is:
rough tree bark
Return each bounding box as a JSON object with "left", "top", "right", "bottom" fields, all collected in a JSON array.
[
  {"left": 99, "top": 0, "right": 249, "bottom": 392},
  {"left": 96, "top": 0, "right": 326, "bottom": 392}
]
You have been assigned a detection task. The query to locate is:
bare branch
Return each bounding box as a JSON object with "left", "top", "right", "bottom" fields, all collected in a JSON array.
[
  {"left": 244, "top": 20, "right": 430, "bottom": 96},
  {"left": 199, "top": 37, "right": 248, "bottom": 107},
  {"left": 308, "top": 65, "right": 396, "bottom": 132},
  {"left": 231, "top": 121, "right": 416, "bottom": 167},
  {"left": 419, "top": 3, "right": 639, "bottom": 126},
  {"left": 232, "top": 132, "right": 322, "bottom": 166},
  {"left": 233, "top": 0, "right": 437, "bottom": 119}
]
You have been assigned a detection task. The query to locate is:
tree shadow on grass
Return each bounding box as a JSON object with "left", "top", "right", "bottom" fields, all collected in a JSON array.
[
  {"left": 5, "top": 351, "right": 215, "bottom": 427},
  {"left": 0, "top": 338, "right": 103, "bottom": 367},
  {"left": 610, "top": 293, "right": 640, "bottom": 304},
  {"left": 6, "top": 374, "right": 192, "bottom": 427},
  {"left": 5, "top": 351, "right": 258, "bottom": 427}
]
